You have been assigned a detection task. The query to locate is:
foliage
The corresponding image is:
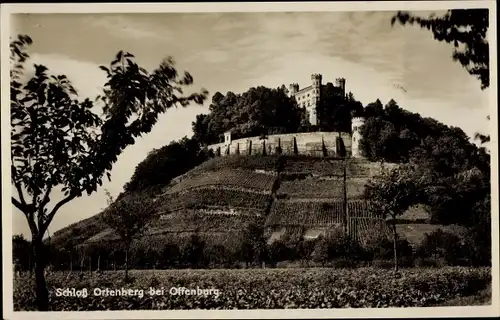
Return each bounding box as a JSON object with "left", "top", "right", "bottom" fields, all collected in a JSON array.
[
  {"left": 14, "top": 267, "right": 491, "bottom": 310},
  {"left": 358, "top": 99, "right": 481, "bottom": 167},
  {"left": 13, "top": 235, "right": 33, "bottom": 271},
  {"left": 10, "top": 32, "right": 207, "bottom": 310},
  {"left": 392, "top": 9, "right": 489, "bottom": 89},
  {"left": 364, "top": 165, "right": 422, "bottom": 220},
  {"left": 101, "top": 190, "right": 158, "bottom": 278},
  {"left": 182, "top": 232, "right": 207, "bottom": 268},
  {"left": 357, "top": 99, "right": 490, "bottom": 230},
  {"left": 316, "top": 84, "right": 364, "bottom": 132},
  {"left": 416, "top": 229, "right": 464, "bottom": 266},
  {"left": 101, "top": 191, "right": 157, "bottom": 247},
  {"left": 311, "top": 236, "right": 329, "bottom": 266},
  {"left": 391, "top": 9, "right": 491, "bottom": 145},
  {"left": 364, "top": 164, "right": 422, "bottom": 270},
  {"left": 124, "top": 137, "right": 211, "bottom": 192},
  {"left": 239, "top": 222, "right": 268, "bottom": 267},
  {"left": 358, "top": 117, "right": 398, "bottom": 162},
  {"left": 192, "top": 86, "right": 304, "bottom": 145}
]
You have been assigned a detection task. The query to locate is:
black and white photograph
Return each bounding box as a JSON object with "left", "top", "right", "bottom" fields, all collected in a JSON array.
[{"left": 2, "top": 1, "right": 498, "bottom": 318}]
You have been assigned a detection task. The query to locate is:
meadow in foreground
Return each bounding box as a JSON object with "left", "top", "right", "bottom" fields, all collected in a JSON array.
[{"left": 14, "top": 267, "right": 491, "bottom": 310}]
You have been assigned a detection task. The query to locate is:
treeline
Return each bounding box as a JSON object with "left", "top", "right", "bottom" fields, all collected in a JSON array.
[
  {"left": 124, "top": 137, "right": 213, "bottom": 193},
  {"left": 358, "top": 99, "right": 490, "bottom": 250},
  {"left": 13, "top": 221, "right": 490, "bottom": 273},
  {"left": 191, "top": 84, "right": 363, "bottom": 146}
]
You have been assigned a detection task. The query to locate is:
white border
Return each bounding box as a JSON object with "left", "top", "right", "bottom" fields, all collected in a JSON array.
[{"left": 1, "top": 1, "right": 498, "bottom": 319}]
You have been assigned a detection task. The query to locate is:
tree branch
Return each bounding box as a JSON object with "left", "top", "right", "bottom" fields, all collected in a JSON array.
[
  {"left": 13, "top": 177, "right": 28, "bottom": 207},
  {"left": 39, "top": 187, "right": 51, "bottom": 209},
  {"left": 12, "top": 197, "right": 25, "bottom": 213},
  {"left": 12, "top": 196, "right": 39, "bottom": 237},
  {"left": 40, "top": 193, "right": 76, "bottom": 236}
]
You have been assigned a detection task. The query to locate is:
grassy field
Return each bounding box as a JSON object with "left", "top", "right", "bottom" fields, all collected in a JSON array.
[{"left": 13, "top": 267, "right": 491, "bottom": 311}]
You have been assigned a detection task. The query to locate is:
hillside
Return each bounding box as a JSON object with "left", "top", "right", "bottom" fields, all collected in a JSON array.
[{"left": 49, "top": 155, "right": 444, "bottom": 252}]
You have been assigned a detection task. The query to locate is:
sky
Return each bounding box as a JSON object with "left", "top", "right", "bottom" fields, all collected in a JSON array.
[{"left": 8, "top": 10, "right": 493, "bottom": 238}]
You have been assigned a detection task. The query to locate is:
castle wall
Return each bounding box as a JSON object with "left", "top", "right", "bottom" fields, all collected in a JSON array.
[{"left": 207, "top": 132, "right": 353, "bottom": 157}]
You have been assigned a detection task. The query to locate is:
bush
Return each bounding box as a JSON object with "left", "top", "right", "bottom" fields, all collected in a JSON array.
[
  {"left": 363, "top": 234, "right": 415, "bottom": 267},
  {"left": 414, "top": 257, "right": 447, "bottom": 268},
  {"left": 332, "top": 258, "right": 359, "bottom": 268},
  {"left": 417, "top": 229, "right": 464, "bottom": 266},
  {"left": 14, "top": 267, "right": 492, "bottom": 310},
  {"left": 370, "top": 259, "right": 394, "bottom": 269}
]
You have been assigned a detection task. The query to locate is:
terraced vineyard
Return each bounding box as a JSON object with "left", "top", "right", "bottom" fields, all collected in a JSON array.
[
  {"left": 281, "top": 157, "right": 345, "bottom": 176},
  {"left": 49, "top": 155, "right": 403, "bottom": 251},
  {"left": 192, "top": 155, "right": 281, "bottom": 173},
  {"left": 266, "top": 200, "right": 345, "bottom": 227},
  {"left": 160, "top": 188, "right": 273, "bottom": 212},
  {"left": 346, "top": 178, "right": 369, "bottom": 199},
  {"left": 347, "top": 200, "right": 377, "bottom": 218},
  {"left": 166, "top": 169, "right": 276, "bottom": 194},
  {"left": 348, "top": 217, "right": 390, "bottom": 243},
  {"left": 149, "top": 211, "right": 263, "bottom": 233},
  {"left": 345, "top": 159, "right": 373, "bottom": 177},
  {"left": 277, "top": 178, "right": 345, "bottom": 199}
]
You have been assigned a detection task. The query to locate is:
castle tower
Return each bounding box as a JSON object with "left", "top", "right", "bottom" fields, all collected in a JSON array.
[
  {"left": 335, "top": 78, "right": 346, "bottom": 97},
  {"left": 224, "top": 130, "right": 232, "bottom": 145},
  {"left": 309, "top": 74, "right": 322, "bottom": 125},
  {"left": 288, "top": 83, "right": 299, "bottom": 98},
  {"left": 351, "top": 117, "right": 365, "bottom": 158}
]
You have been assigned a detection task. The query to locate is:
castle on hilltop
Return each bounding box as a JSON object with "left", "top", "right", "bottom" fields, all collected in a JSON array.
[
  {"left": 207, "top": 73, "right": 365, "bottom": 158},
  {"left": 288, "top": 73, "right": 346, "bottom": 126}
]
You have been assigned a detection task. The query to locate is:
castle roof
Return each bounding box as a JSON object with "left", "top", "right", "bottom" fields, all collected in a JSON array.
[{"left": 296, "top": 85, "right": 313, "bottom": 93}]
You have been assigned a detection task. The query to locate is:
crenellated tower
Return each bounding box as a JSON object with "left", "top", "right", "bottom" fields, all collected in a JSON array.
[
  {"left": 335, "top": 77, "right": 346, "bottom": 97},
  {"left": 288, "top": 83, "right": 299, "bottom": 98},
  {"left": 309, "top": 73, "right": 322, "bottom": 125}
]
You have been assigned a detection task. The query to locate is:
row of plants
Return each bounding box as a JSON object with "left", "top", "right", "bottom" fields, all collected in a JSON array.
[
  {"left": 14, "top": 266, "right": 491, "bottom": 310},
  {"left": 166, "top": 168, "right": 276, "bottom": 194},
  {"left": 277, "top": 178, "right": 345, "bottom": 198},
  {"left": 149, "top": 211, "right": 263, "bottom": 233},
  {"left": 281, "top": 158, "right": 345, "bottom": 176},
  {"left": 160, "top": 188, "right": 273, "bottom": 212},
  {"left": 15, "top": 225, "right": 490, "bottom": 276},
  {"left": 192, "top": 155, "right": 282, "bottom": 173},
  {"left": 266, "top": 200, "right": 346, "bottom": 226}
]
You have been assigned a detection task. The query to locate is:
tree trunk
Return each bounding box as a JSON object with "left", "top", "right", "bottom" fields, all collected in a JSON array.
[
  {"left": 392, "top": 222, "right": 398, "bottom": 272},
  {"left": 98, "top": 255, "right": 100, "bottom": 271},
  {"left": 70, "top": 256, "right": 72, "bottom": 273},
  {"left": 33, "top": 239, "right": 49, "bottom": 311},
  {"left": 125, "top": 246, "right": 129, "bottom": 280}
]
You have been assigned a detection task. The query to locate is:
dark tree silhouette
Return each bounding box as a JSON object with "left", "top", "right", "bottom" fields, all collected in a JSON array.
[
  {"left": 101, "top": 190, "right": 157, "bottom": 280},
  {"left": 124, "top": 137, "right": 210, "bottom": 193},
  {"left": 392, "top": 9, "right": 489, "bottom": 89},
  {"left": 10, "top": 34, "right": 207, "bottom": 310},
  {"left": 364, "top": 165, "right": 421, "bottom": 271},
  {"left": 192, "top": 86, "right": 303, "bottom": 145}
]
